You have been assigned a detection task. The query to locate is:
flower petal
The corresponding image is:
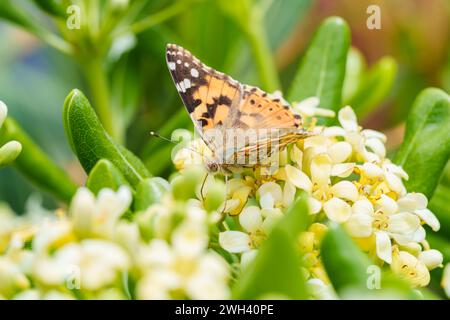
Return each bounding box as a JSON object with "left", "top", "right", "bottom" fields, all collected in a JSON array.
[
  {"left": 361, "top": 129, "right": 387, "bottom": 142},
  {"left": 387, "top": 212, "right": 420, "bottom": 235},
  {"left": 397, "top": 193, "right": 428, "bottom": 211},
  {"left": 385, "top": 172, "right": 406, "bottom": 195},
  {"left": 331, "top": 181, "right": 359, "bottom": 202},
  {"left": 310, "top": 154, "right": 332, "bottom": 186},
  {"left": 323, "top": 126, "right": 346, "bottom": 137},
  {"left": 285, "top": 165, "right": 313, "bottom": 193},
  {"left": 331, "top": 163, "right": 355, "bottom": 178},
  {"left": 365, "top": 138, "right": 386, "bottom": 158},
  {"left": 345, "top": 214, "right": 373, "bottom": 238},
  {"left": 328, "top": 141, "right": 352, "bottom": 163},
  {"left": 308, "top": 197, "right": 322, "bottom": 215},
  {"left": 338, "top": 106, "right": 358, "bottom": 131},
  {"left": 219, "top": 231, "right": 251, "bottom": 253},
  {"left": 359, "top": 162, "right": 383, "bottom": 179},
  {"left": 418, "top": 250, "right": 443, "bottom": 270},
  {"left": 352, "top": 198, "right": 374, "bottom": 216},
  {"left": 290, "top": 145, "right": 303, "bottom": 167},
  {"left": 375, "top": 231, "right": 392, "bottom": 264},
  {"left": 172, "top": 223, "right": 208, "bottom": 257},
  {"left": 283, "top": 181, "right": 296, "bottom": 207},
  {"left": 323, "top": 198, "right": 352, "bottom": 222},
  {"left": 257, "top": 182, "right": 283, "bottom": 209},
  {"left": 442, "top": 264, "right": 450, "bottom": 298},
  {"left": 415, "top": 208, "right": 440, "bottom": 231},
  {"left": 383, "top": 162, "right": 409, "bottom": 180},
  {"left": 239, "top": 206, "right": 262, "bottom": 233},
  {"left": 376, "top": 194, "right": 398, "bottom": 215}
]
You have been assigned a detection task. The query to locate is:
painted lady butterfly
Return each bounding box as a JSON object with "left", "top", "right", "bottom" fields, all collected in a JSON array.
[{"left": 166, "top": 44, "right": 309, "bottom": 174}]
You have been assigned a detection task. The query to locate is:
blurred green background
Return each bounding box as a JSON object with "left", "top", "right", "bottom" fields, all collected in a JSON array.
[{"left": 0, "top": 0, "right": 449, "bottom": 214}]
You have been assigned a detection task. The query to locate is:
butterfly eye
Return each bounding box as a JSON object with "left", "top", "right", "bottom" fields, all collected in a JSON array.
[{"left": 208, "top": 162, "right": 219, "bottom": 172}]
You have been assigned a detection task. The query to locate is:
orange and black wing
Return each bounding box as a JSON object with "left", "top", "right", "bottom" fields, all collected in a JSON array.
[{"left": 166, "top": 44, "right": 307, "bottom": 164}]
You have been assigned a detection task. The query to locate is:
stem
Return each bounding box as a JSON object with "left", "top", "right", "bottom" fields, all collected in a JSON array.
[
  {"left": 125, "top": 0, "right": 190, "bottom": 35},
  {"left": 38, "top": 31, "right": 73, "bottom": 55},
  {"left": 246, "top": 18, "right": 280, "bottom": 92},
  {"left": 81, "top": 57, "right": 117, "bottom": 140}
]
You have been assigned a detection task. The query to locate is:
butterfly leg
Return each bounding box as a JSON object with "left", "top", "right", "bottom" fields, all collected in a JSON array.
[
  {"left": 200, "top": 172, "right": 209, "bottom": 201},
  {"left": 218, "top": 175, "right": 229, "bottom": 218}
]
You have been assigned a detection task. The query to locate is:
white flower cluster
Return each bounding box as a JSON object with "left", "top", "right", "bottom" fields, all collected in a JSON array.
[
  {"left": 0, "top": 186, "right": 230, "bottom": 300},
  {"left": 176, "top": 100, "right": 443, "bottom": 293},
  {"left": 0, "top": 99, "right": 446, "bottom": 300}
]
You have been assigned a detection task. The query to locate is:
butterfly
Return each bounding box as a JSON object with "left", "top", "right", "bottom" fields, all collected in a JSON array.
[{"left": 166, "top": 44, "right": 309, "bottom": 175}]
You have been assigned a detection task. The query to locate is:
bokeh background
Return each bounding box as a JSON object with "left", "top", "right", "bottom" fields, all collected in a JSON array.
[{"left": 0, "top": 0, "right": 449, "bottom": 215}]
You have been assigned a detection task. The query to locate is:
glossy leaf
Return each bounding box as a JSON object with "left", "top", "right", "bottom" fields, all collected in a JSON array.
[
  {"left": 342, "top": 47, "right": 366, "bottom": 102},
  {"left": 277, "top": 192, "right": 310, "bottom": 239},
  {"left": 394, "top": 88, "right": 450, "bottom": 198},
  {"left": 0, "top": 0, "right": 40, "bottom": 32},
  {"left": 322, "top": 223, "right": 423, "bottom": 299},
  {"left": 321, "top": 223, "right": 372, "bottom": 293},
  {"left": 429, "top": 183, "right": 450, "bottom": 240},
  {"left": 32, "top": 0, "right": 65, "bottom": 17},
  {"left": 134, "top": 177, "right": 170, "bottom": 211},
  {"left": 86, "top": 159, "right": 129, "bottom": 195},
  {"left": 232, "top": 195, "right": 308, "bottom": 299},
  {"left": 265, "top": 0, "right": 313, "bottom": 49},
  {"left": 0, "top": 118, "right": 77, "bottom": 202},
  {"left": 287, "top": 16, "right": 350, "bottom": 121},
  {"left": 346, "top": 56, "right": 397, "bottom": 118},
  {"left": 63, "top": 89, "right": 150, "bottom": 187}
]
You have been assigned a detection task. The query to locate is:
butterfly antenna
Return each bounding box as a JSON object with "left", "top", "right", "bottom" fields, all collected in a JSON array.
[
  {"left": 150, "top": 131, "right": 207, "bottom": 158},
  {"left": 150, "top": 131, "right": 178, "bottom": 145}
]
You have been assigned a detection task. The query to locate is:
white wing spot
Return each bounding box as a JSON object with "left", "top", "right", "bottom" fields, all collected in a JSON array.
[
  {"left": 177, "top": 59, "right": 182, "bottom": 64},
  {"left": 178, "top": 81, "right": 186, "bottom": 93},
  {"left": 168, "top": 62, "right": 176, "bottom": 70},
  {"left": 183, "top": 78, "right": 191, "bottom": 89},
  {"left": 190, "top": 68, "right": 199, "bottom": 78},
  {"left": 184, "top": 62, "right": 189, "bottom": 67}
]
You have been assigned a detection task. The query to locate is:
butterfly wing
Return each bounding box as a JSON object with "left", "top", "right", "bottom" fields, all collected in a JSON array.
[
  {"left": 230, "top": 85, "right": 302, "bottom": 130},
  {"left": 166, "top": 44, "right": 307, "bottom": 166},
  {"left": 166, "top": 44, "right": 242, "bottom": 151}
]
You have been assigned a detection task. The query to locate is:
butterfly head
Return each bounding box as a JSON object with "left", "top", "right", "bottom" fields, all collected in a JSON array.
[{"left": 205, "top": 159, "right": 220, "bottom": 173}]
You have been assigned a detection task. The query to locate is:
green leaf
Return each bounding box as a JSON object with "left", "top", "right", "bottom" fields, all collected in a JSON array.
[
  {"left": 63, "top": 89, "right": 150, "bottom": 187},
  {"left": 321, "top": 223, "right": 372, "bottom": 293},
  {"left": 32, "top": 0, "right": 66, "bottom": 17},
  {"left": 232, "top": 195, "right": 309, "bottom": 299},
  {"left": 394, "top": 88, "right": 450, "bottom": 198},
  {"left": 86, "top": 159, "right": 129, "bottom": 195},
  {"left": 232, "top": 228, "right": 306, "bottom": 299},
  {"left": 287, "top": 16, "right": 350, "bottom": 121},
  {"left": 0, "top": 0, "right": 71, "bottom": 54},
  {"left": 134, "top": 177, "right": 170, "bottom": 211},
  {"left": 0, "top": 0, "right": 40, "bottom": 32},
  {"left": 276, "top": 192, "right": 310, "bottom": 239},
  {"left": 322, "top": 223, "right": 422, "bottom": 299},
  {"left": 0, "top": 118, "right": 77, "bottom": 202},
  {"left": 342, "top": 47, "right": 366, "bottom": 102},
  {"left": 345, "top": 56, "right": 397, "bottom": 118},
  {"left": 429, "top": 183, "right": 450, "bottom": 240},
  {"left": 265, "top": 0, "right": 313, "bottom": 49}
]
